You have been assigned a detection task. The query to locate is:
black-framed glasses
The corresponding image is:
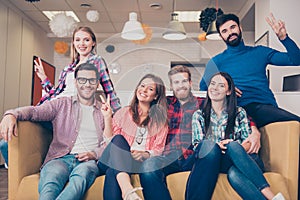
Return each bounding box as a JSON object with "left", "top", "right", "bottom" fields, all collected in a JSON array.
[
  {"left": 76, "top": 77, "right": 98, "bottom": 85},
  {"left": 136, "top": 126, "right": 147, "bottom": 145}
]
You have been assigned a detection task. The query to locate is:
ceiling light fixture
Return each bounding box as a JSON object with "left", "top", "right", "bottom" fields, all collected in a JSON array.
[
  {"left": 149, "top": 3, "right": 162, "bottom": 10},
  {"left": 43, "top": 11, "right": 80, "bottom": 22},
  {"left": 86, "top": 10, "right": 100, "bottom": 22},
  {"left": 206, "top": 0, "right": 222, "bottom": 40},
  {"left": 121, "top": 12, "right": 145, "bottom": 40},
  {"left": 174, "top": 11, "right": 201, "bottom": 22},
  {"left": 162, "top": 0, "right": 186, "bottom": 40}
]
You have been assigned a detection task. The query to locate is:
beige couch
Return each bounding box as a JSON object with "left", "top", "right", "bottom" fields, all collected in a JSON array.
[{"left": 9, "top": 121, "right": 299, "bottom": 200}]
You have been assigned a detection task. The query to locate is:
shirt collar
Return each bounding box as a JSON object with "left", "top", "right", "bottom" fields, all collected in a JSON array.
[
  {"left": 226, "top": 39, "right": 246, "bottom": 52},
  {"left": 170, "top": 92, "right": 196, "bottom": 106},
  {"left": 71, "top": 95, "right": 101, "bottom": 110}
]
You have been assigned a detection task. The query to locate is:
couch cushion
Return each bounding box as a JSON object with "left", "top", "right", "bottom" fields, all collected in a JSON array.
[{"left": 15, "top": 174, "right": 39, "bottom": 200}]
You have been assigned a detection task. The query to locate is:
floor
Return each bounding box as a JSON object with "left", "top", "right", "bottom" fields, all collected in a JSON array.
[{"left": 0, "top": 165, "right": 8, "bottom": 200}]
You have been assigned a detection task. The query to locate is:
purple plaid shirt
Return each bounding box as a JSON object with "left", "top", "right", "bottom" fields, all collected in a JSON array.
[
  {"left": 38, "top": 53, "right": 121, "bottom": 112},
  {"left": 5, "top": 96, "right": 107, "bottom": 167}
]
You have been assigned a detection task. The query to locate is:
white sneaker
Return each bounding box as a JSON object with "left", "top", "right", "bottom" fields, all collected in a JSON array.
[
  {"left": 4, "top": 163, "right": 8, "bottom": 169},
  {"left": 272, "top": 193, "right": 285, "bottom": 200}
]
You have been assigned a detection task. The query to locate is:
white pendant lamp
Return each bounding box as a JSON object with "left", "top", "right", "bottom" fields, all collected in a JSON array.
[
  {"left": 163, "top": 13, "right": 187, "bottom": 40},
  {"left": 121, "top": 12, "right": 146, "bottom": 40}
]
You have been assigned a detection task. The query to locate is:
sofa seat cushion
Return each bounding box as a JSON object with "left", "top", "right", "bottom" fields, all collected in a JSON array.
[
  {"left": 15, "top": 171, "right": 290, "bottom": 200},
  {"left": 15, "top": 174, "right": 39, "bottom": 200}
]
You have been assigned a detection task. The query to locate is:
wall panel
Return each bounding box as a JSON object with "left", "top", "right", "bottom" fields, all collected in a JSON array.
[
  {"left": 19, "top": 20, "right": 34, "bottom": 107},
  {"left": 0, "top": 3, "right": 8, "bottom": 116},
  {"left": 4, "top": 8, "right": 22, "bottom": 111}
]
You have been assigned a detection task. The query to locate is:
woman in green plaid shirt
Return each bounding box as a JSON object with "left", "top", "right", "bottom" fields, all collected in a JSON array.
[{"left": 191, "top": 72, "right": 285, "bottom": 200}]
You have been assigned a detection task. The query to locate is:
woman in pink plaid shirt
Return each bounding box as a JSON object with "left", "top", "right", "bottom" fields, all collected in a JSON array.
[{"left": 98, "top": 74, "right": 168, "bottom": 200}]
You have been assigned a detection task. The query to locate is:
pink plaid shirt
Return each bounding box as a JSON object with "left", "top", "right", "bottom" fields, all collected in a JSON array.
[{"left": 112, "top": 107, "right": 168, "bottom": 156}]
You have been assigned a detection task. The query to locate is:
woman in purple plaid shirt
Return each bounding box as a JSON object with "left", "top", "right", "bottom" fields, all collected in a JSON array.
[{"left": 34, "top": 26, "right": 121, "bottom": 112}]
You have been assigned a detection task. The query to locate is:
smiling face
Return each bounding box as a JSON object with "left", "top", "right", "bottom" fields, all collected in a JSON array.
[
  {"left": 136, "top": 78, "right": 158, "bottom": 104},
  {"left": 170, "top": 72, "right": 192, "bottom": 104},
  {"left": 75, "top": 70, "right": 98, "bottom": 105},
  {"left": 73, "top": 30, "right": 95, "bottom": 58},
  {"left": 219, "top": 20, "right": 242, "bottom": 47},
  {"left": 208, "top": 74, "right": 231, "bottom": 102}
]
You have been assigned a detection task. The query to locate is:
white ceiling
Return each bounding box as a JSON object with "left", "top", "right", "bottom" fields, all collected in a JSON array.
[{"left": 6, "top": 0, "right": 255, "bottom": 41}]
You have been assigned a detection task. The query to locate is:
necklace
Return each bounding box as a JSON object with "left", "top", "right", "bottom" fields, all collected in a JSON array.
[{"left": 136, "top": 126, "right": 147, "bottom": 145}]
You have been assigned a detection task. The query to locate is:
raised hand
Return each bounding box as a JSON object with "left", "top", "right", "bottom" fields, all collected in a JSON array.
[
  {"left": 34, "top": 57, "right": 47, "bottom": 82},
  {"left": 100, "top": 95, "right": 112, "bottom": 118},
  {"left": 265, "top": 13, "right": 287, "bottom": 40}
]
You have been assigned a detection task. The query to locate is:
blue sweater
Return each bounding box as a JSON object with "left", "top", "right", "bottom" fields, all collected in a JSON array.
[{"left": 200, "top": 36, "right": 300, "bottom": 107}]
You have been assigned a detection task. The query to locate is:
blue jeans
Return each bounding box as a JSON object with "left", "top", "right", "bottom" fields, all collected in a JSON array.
[
  {"left": 221, "top": 141, "right": 269, "bottom": 200},
  {"left": 139, "top": 140, "right": 221, "bottom": 200},
  {"left": 38, "top": 154, "right": 99, "bottom": 200},
  {"left": 0, "top": 139, "right": 8, "bottom": 165},
  {"left": 244, "top": 103, "right": 300, "bottom": 128},
  {"left": 99, "top": 135, "right": 170, "bottom": 200}
]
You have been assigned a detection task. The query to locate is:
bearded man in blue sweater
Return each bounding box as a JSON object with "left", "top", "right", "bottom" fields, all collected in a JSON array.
[{"left": 200, "top": 13, "right": 300, "bottom": 129}]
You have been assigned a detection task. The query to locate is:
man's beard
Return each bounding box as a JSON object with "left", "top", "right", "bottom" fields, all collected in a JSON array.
[
  {"left": 174, "top": 87, "right": 192, "bottom": 102},
  {"left": 225, "top": 32, "right": 242, "bottom": 47}
]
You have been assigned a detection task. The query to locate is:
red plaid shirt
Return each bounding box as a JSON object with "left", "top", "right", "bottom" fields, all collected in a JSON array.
[
  {"left": 163, "top": 95, "right": 204, "bottom": 158},
  {"left": 163, "top": 95, "right": 256, "bottom": 159}
]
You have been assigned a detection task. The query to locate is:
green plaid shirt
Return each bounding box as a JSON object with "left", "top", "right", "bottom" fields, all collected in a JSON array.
[{"left": 192, "top": 106, "right": 250, "bottom": 148}]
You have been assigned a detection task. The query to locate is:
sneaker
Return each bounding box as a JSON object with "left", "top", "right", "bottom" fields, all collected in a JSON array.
[
  {"left": 124, "top": 187, "right": 143, "bottom": 200},
  {"left": 4, "top": 163, "right": 8, "bottom": 169},
  {"left": 272, "top": 193, "right": 285, "bottom": 200}
]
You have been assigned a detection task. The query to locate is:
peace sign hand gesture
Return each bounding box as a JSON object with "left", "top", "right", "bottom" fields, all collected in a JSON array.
[
  {"left": 265, "top": 13, "right": 287, "bottom": 40},
  {"left": 33, "top": 57, "right": 47, "bottom": 82},
  {"left": 100, "top": 95, "right": 112, "bottom": 119}
]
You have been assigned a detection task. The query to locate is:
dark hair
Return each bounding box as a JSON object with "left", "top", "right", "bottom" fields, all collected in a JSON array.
[
  {"left": 203, "top": 72, "right": 237, "bottom": 139},
  {"left": 74, "top": 63, "right": 100, "bottom": 80},
  {"left": 168, "top": 65, "right": 191, "bottom": 82},
  {"left": 216, "top": 13, "right": 240, "bottom": 33},
  {"left": 129, "top": 74, "right": 168, "bottom": 127},
  {"left": 71, "top": 27, "right": 97, "bottom": 63}
]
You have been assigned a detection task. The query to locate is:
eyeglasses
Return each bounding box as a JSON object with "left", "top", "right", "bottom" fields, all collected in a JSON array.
[
  {"left": 76, "top": 77, "right": 98, "bottom": 85},
  {"left": 136, "top": 126, "right": 147, "bottom": 145}
]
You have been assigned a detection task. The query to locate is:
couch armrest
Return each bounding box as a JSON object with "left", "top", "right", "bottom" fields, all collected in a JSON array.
[
  {"left": 8, "top": 121, "right": 52, "bottom": 200},
  {"left": 259, "top": 121, "right": 299, "bottom": 200}
]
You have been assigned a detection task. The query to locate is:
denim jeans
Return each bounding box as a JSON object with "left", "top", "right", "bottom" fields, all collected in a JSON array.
[
  {"left": 99, "top": 135, "right": 161, "bottom": 200},
  {"left": 0, "top": 139, "right": 8, "bottom": 165},
  {"left": 139, "top": 140, "right": 221, "bottom": 200},
  {"left": 221, "top": 141, "right": 269, "bottom": 200},
  {"left": 38, "top": 154, "right": 99, "bottom": 200}
]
